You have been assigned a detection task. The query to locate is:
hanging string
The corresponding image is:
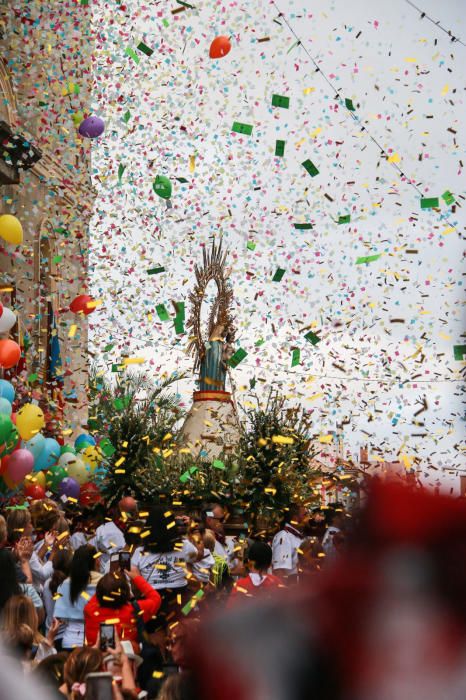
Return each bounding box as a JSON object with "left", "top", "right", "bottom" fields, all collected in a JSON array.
[{"left": 404, "top": 0, "right": 466, "bottom": 48}]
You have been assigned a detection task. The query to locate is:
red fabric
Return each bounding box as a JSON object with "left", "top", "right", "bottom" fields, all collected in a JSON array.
[
  {"left": 84, "top": 575, "right": 161, "bottom": 651},
  {"left": 227, "top": 573, "right": 282, "bottom": 607}
]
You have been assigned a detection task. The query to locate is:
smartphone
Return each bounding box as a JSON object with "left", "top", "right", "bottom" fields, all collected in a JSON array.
[
  {"left": 119, "top": 551, "right": 131, "bottom": 571},
  {"left": 85, "top": 672, "right": 113, "bottom": 700},
  {"left": 109, "top": 553, "right": 121, "bottom": 573},
  {"left": 99, "top": 623, "right": 115, "bottom": 651}
]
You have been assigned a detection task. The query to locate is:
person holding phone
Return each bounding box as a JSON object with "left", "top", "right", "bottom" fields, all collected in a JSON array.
[{"left": 84, "top": 567, "right": 161, "bottom": 652}]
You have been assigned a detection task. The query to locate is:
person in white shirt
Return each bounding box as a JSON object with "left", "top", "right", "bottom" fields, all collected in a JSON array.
[
  {"left": 321, "top": 506, "right": 345, "bottom": 562},
  {"left": 131, "top": 506, "right": 201, "bottom": 625},
  {"left": 272, "top": 504, "right": 309, "bottom": 581}
]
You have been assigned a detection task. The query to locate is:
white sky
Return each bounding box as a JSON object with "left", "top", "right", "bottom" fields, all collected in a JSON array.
[{"left": 88, "top": 0, "right": 465, "bottom": 483}]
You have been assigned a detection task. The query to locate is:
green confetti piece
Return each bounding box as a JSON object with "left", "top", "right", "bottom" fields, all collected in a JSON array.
[
  {"left": 213, "top": 459, "right": 226, "bottom": 470},
  {"left": 125, "top": 47, "right": 140, "bottom": 64},
  {"left": 272, "top": 94, "right": 290, "bottom": 109},
  {"left": 162, "top": 18, "right": 169, "bottom": 27},
  {"left": 136, "top": 41, "right": 154, "bottom": 56},
  {"left": 302, "top": 159, "right": 319, "bottom": 177},
  {"left": 111, "top": 364, "right": 124, "bottom": 372},
  {"left": 304, "top": 331, "right": 321, "bottom": 346},
  {"left": 291, "top": 348, "right": 300, "bottom": 367},
  {"left": 123, "top": 110, "right": 131, "bottom": 124},
  {"left": 355, "top": 253, "right": 381, "bottom": 264},
  {"left": 175, "top": 177, "right": 188, "bottom": 183},
  {"left": 247, "top": 240, "right": 256, "bottom": 250},
  {"left": 52, "top": 255, "right": 62, "bottom": 264},
  {"left": 255, "top": 338, "right": 265, "bottom": 347},
  {"left": 156, "top": 304, "right": 170, "bottom": 321},
  {"left": 28, "top": 373, "right": 38, "bottom": 383},
  {"left": 181, "top": 589, "right": 204, "bottom": 615},
  {"left": 147, "top": 267, "right": 165, "bottom": 275},
  {"left": 228, "top": 348, "right": 248, "bottom": 368},
  {"left": 275, "top": 139, "right": 285, "bottom": 157},
  {"left": 179, "top": 470, "right": 191, "bottom": 484},
  {"left": 177, "top": 0, "right": 195, "bottom": 7},
  {"left": 420, "top": 197, "right": 439, "bottom": 209},
  {"left": 174, "top": 318, "right": 185, "bottom": 335},
  {"left": 118, "top": 163, "right": 125, "bottom": 184},
  {"left": 338, "top": 214, "right": 351, "bottom": 224},
  {"left": 453, "top": 345, "right": 466, "bottom": 361},
  {"left": 249, "top": 377, "right": 256, "bottom": 389},
  {"left": 286, "top": 39, "right": 300, "bottom": 54},
  {"left": 153, "top": 175, "right": 172, "bottom": 199},
  {"left": 99, "top": 438, "right": 116, "bottom": 457},
  {"left": 442, "top": 190, "right": 455, "bottom": 206},
  {"left": 232, "top": 122, "right": 253, "bottom": 135},
  {"left": 103, "top": 344, "right": 115, "bottom": 352},
  {"left": 272, "top": 268, "right": 286, "bottom": 282},
  {"left": 293, "top": 222, "right": 313, "bottom": 230},
  {"left": 345, "top": 98, "right": 355, "bottom": 111}
]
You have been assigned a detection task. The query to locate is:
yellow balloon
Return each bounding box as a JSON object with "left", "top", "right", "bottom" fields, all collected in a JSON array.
[
  {"left": 0, "top": 215, "right": 23, "bottom": 245},
  {"left": 67, "top": 455, "right": 89, "bottom": 485},
  {"left": 16, "top": 404, "right": 45, "bottom": 441},
  {"left": 24, "top": 471, "right": 46, "bottom": 488},
  {"left": 82, "top": 445, "right": 101, "bottom": 469}
]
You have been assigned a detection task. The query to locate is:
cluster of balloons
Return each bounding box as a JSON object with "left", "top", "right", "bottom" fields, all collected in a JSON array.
[
  {"left": 0, "top": 304, "right": 21, "bottom": 369},
  {"left": 0, "top": 380, "right": 105, "bottom": 506}
]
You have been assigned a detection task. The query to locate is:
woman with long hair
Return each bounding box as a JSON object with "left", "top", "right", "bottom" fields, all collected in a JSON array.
[
  {"left": 1, "top": 594, "right": 58, "bottom": 666},
  {"left": 42, "top": 548, "right": 73, "bottom": 649},
  {"left": 54, "top": 544, "right": 101, "bottom": 650},
  {"left": 63, "top": 647, "right": 103, "bottom": 700},
  {"left": 131, "top": 507, "right": 200, "bottom": 625},
  {"left": 0, "top": 548, "right": 44, "bottom": 620}
]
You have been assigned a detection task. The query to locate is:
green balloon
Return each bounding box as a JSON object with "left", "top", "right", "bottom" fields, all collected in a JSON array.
[
  {"left": 46, "top": 465, "right": 67, "bottom": 492},
  {"left": 60, "top": 445, "right": 76, "bottom": 455},
  {"left": 0, "top": 415, "right": 18, "bottom": 457},
  {"left": 153, "top": 175, "right": 172, "bottom": 200}
]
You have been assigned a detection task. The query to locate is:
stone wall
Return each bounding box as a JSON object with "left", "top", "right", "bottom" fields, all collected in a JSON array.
[{"left": 0, "top": 1, "right": 96, "bottom": 436}]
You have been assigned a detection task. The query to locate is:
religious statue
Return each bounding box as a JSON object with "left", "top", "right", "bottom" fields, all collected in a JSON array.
[
  {"left": 187, "top": 240, "right": 235, "bottom": 394},
  {"left": 181, "top": 239, "right": 240, "bottom": 456}
]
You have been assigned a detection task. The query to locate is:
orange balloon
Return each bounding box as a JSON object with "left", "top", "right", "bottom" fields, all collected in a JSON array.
[
  {"left": 209, "top": 35, "right": 231, "bottom": 59},
  {"left": 0, "top": 339, "right": 21, "bottom": 369}
]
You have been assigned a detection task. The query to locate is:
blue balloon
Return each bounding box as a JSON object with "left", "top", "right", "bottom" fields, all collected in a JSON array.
[
  {"left": 34, "top": 437, "right": 60, "bottom": 472},
  {"left": 0, "top": 398, "right": 12, "bottom": 415},
  {"left": 22, "top": 433, "right": 46, "bottom": 461},
  {"left": 74, "top": 434, "right": 96, "bottom": 452},
  {"left": 0, "top": 380, "right": 15, "bottom": 404}
]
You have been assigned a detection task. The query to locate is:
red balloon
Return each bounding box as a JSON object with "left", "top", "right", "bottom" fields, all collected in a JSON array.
[
  {"left": 119, "top": 495, "right": 137, "bottom": 513},
  {"left": 25, "top": 484, "right": 46, "bottom": 499},
  {"left": 79, "top": 481, "right": 102, "bottom": 507},
  {"left": 0, "top": 455, "right": 9, "bottom": 475},
  {"left": 69, "top": 294, "right": 95, "bottom": 316},
  {"left": 0, "top": 339, "right": 21, "bottom": 369},
  {"left": 209, "top": 35, "right": 231, "bottom": 59},
  {"left": 0, "top": 302, "right": 3, "bottom": 318}
]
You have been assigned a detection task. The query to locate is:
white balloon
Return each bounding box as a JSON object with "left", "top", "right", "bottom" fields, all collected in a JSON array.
[
  {"left": 58, "top": 452, "right": 79, "bottom": 468},
  {"left": 0, "top": 307, "right": 17, "bottom": 334}
]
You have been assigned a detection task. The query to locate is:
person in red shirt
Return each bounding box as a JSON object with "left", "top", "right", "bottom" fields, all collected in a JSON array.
[
  {"left": 228, "top": 541, "right": 284, "bottom": 607},
  {"left": 84, "top": 567, "right": 161, "bottom": 652}
]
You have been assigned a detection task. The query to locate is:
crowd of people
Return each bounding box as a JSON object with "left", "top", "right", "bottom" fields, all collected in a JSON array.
[{"left": 0, "top": 493, "right": 347, "bottom": 700}]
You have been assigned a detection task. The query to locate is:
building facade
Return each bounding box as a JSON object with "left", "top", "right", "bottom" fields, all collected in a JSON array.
[{"left": 0, "top": 1, "right": 96, "bottom": 437}]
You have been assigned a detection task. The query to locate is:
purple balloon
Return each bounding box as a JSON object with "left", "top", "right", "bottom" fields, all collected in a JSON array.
[
  {"left": 58, "top": 476, "right": 81, "bottom": 499},
  {"left": 78, "top": 116, "right": 105, "bottom": 139},
  {"left": 8, "top": 449, "right": 34, "bottom": 483}
]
